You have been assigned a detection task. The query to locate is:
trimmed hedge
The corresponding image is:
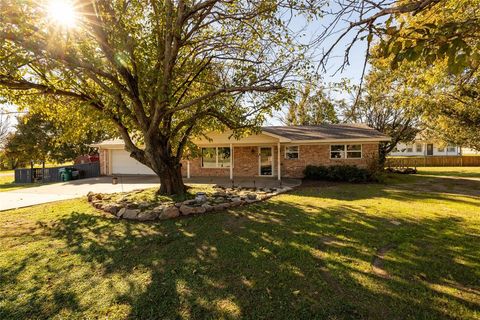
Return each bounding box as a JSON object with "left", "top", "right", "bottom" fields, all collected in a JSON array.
[{"left": 304, "top": 165, "right": 375, "bottom": 183}]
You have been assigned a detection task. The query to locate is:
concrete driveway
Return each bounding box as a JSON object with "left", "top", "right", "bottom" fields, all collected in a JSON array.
[
  {"left": 0, "top": 176, "right": 160, "bottom": 211},
  {"left": 0, "top": 175, "right": 301, "bottom": 211}
]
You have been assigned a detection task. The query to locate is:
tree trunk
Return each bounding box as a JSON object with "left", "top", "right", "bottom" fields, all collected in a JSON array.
[
  {"left": 126, "top": 138, "right": 187, "bottom": 196},
  {"left": 378, "top": 142, "right": 392, "bottom": 168},
  {"left": 158, "top": 164, "right": 186, "bottom": 196}
]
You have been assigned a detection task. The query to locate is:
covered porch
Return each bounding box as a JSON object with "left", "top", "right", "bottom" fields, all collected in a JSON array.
[{"left": 185, "top": 131, "right": 291, "bottom": 181}]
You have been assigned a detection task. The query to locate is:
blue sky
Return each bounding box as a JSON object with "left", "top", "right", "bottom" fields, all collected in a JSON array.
[{"left": 266, "top": 8, "right": 369, "bottom": 125}]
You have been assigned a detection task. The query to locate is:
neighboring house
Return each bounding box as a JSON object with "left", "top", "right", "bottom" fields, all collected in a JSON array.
[
  {"left": 390, "top": 141, "right": 479, "bottom": 157},
  {"left": 390, "top": 141, "right": 460, "bottom": 157},
  {"left": 93, "top": 124, "right": 390, "bottom": 179}
]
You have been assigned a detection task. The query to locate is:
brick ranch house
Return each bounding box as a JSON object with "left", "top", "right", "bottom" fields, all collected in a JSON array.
[{"left": 93, "top": 124, "right": 390, "bottom": 180}]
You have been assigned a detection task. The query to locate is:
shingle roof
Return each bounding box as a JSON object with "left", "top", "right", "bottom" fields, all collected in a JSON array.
[
  {"left": 262, "top": 124, "right": 390, "bottom": 141},
  {"left": 90, "top": 138, "right": 125, "bottom": 147}
]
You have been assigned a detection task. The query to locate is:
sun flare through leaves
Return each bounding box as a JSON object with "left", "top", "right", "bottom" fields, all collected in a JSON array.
[{"left": 46, "top": 0, "right": 78, "bottom": 28}]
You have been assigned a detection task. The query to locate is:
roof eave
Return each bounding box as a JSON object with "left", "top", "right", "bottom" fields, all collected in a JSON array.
[
  {"left": 261, "top": 130, "right": 291, "bottom": 142},
  {"left": 286, "top": 137, "right": 391, "bottom": 143}
]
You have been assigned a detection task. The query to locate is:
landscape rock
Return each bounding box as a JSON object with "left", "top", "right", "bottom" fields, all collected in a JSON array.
[
  {"left": 152, "top": 205, "right": 165, "bottom": 215},
  {"left": 183, "top": 199, "right": 197, "bottom": 206},
  {"left": 137, "top": 210, "right": 158, "bottom": 221},
  {"left": 88, "top": 181, "right": 296, "bottom": 222},
  {"left": 180, "top": 204, "right": 206, "bottom": 215},
  {"left": 138, "top": 201, "right": 151, "bottom": 210},
  {"left": 213, "top": 191, "right": 227, "bottom": 197},
  {"left": 160, "top": 206, "right": 180, "bottom": 220},
  {"left": 117, "top": 207, "right": 127, "bottom": 218},
  {"left": 202, "top": 203, "right": 214, "bottom": 212},
  {"left": 246, "top": 193, "right": 257, "bottom": 200},
  {"left": 122, "top": 209, "right": 140, "bottom": 220},
  {"left": 87, "top": 192, "right": 95, "bottom": 202},
  {"left": 126, "top": 202, "right": 139, "bottom": 209},
  {"left": 92, "top": 201, "right": 104, "bottom": 209},
  {"left": 102, "top": 203, "right": 123, "bottom": 215},
  {"left": 213, "top": 197, "right": 225, "bottom": 203}
]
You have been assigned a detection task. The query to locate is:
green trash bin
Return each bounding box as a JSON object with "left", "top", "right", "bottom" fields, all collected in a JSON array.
[{"left": 59, "top": 167, "right": 73, "bottom": 181}]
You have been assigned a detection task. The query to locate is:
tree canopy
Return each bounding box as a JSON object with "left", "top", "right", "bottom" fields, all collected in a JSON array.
[
  {"left": 369, "top": 0, "right": 480, "bottom": 149},
  {"left": 0, "top": 0, "right": 317, "bottom": 194},
  {"left": 2, "top": 112, "right": 111, "bottom": 169},
  {"left": 317, "top": 0, "right": 479, "bottom": 151},
  {"left": 285, "top": 83, "right": 339, "bottom": 125}
]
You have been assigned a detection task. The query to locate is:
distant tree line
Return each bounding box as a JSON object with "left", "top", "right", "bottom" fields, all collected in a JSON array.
[{"left": 0, "top": 112, "right": 113, "bottom": 170}]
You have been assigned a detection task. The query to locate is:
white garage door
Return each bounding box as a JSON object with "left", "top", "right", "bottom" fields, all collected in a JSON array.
[{"left": 111, "top": 150, "right": 155, "bottom": 175}]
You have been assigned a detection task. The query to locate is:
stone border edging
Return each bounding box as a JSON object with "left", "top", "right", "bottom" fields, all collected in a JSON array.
[{"left": 87, "top": 186, "right": 293, "bottom": 221}]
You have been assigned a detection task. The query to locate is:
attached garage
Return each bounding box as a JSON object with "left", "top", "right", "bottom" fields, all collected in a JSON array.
[
  {"left": 92, "top": 139, "right": 156, "bottom": 175},
  {"left": 111, "top": 149, "right": 155, "bottom": 175}
]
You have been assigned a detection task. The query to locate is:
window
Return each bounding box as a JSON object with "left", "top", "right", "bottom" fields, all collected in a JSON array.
[
  {"left": 346, "top": 145, "right": 362, "bottom": 158},
  {"left": 330, "top": 145, "right": 345, "bottom": 159},
  {"left": 217, "top": 147, "right": 231, "bottom": 167},
  {"left": 437, "top": 146, "right": 445, "bottom": 152},
  {"left": 201, "top": 147, "right": 217, "bottom": 168},
  {"left": 416, "top": 143, "right": 423, "bottom": 152},
  {"left": 285, "top": 146, "right": 299, "bottom": 159},
  {"left": 330, "top": 145, "right": 362, "bottom": 159},
  {"left": 406, "top": 145, "right": 413, "bottom": 152},
  {"left": 447, "top": 145, "right": 456, "bottom": 153},
  {"left": 201, "top": 147, "right": 231, "bottom": 168}
]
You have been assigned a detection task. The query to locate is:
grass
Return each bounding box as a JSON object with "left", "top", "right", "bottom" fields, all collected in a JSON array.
[
  {"left": 108, "top": 184, "right": 216, "bottom": 204},
  {"left": 1, "top": 170, "right": 479, "bottom": 319},
  {"left": 417, "top": 166, "right": 480, "bottom": 178},
  {"left": 0, "top": 174, "right": 39, "bottom": 192}
]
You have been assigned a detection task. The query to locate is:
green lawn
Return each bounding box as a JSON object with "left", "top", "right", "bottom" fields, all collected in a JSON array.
[
  {"left": 0, "top": 174, "right": 38, "bottom": 192},
  {"left": 417, "top": 166, "right": 480, "bottom": 178},
  {"left": 1, "top": 171, "right": 479, "bottom": 319}
]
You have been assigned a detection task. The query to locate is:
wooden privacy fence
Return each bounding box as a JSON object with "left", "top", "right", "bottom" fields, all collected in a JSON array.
[
  {"left": 386, "top": 156, "right": 480, "bottom": 167},
  {"left": 14, "top": 162, "right": 100, "bottom": 184}
]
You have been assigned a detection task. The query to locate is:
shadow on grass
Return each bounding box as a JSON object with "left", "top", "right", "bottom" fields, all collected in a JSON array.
[
  {"left": 299, "top": 174, "right": 480, "bottom": 202},
  {"left": 1, "top": 187, "right": 479, "bottom": 319}
]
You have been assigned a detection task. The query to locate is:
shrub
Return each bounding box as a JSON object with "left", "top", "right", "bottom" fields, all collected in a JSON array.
[{"left": 304, "top": 165, "right": 376, "bottom": 183}]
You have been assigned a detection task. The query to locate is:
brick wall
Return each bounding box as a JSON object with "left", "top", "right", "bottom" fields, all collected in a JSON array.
[
  {"left": 99, "top": 149, "right": 110, "bottom": 175},
  {"left": 181, "top": 143, "right": 379, "bottom": 179},
  {"left": 281, "top": 143, "right": 378, "bottom": 177}
]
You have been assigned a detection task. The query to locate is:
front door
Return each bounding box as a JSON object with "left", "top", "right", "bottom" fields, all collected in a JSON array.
[
  {"left": 259, "top": 147, "right": 273, "bottom": 176},
  {"left": 427, "top": 144, "right": 433, "bottom": 156}
]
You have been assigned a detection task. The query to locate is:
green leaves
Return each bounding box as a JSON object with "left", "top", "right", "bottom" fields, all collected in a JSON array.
[
  {"left": 368, "top": 0, "right": 480, "bottom": 151},
  {"left": 376, "top": 0, "right": 479, "bottom": 75}
]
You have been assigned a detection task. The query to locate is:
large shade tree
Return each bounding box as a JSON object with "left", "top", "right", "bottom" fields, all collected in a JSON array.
[
  {"left": 341, "top": 62, "right": 420, "bottom": 165},
  {"left": 315, "top": 0, "right": 478, "bottom": 152},
  {"left": 285, "top": 83, "right": 339, "bottom": 126},
  {"left": 0, "top": 0, "right": 315, "bottom": 195}
]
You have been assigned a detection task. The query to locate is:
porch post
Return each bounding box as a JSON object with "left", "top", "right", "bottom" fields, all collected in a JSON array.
[
  {"left": 229, "top": 143, "right": 233, "bottom": 180},
  {"left": 187, "top": 160, "right": 190, "bottom": 179},
  {"left": 277, "top": 141, "right": 281, "bottom": 181}
]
